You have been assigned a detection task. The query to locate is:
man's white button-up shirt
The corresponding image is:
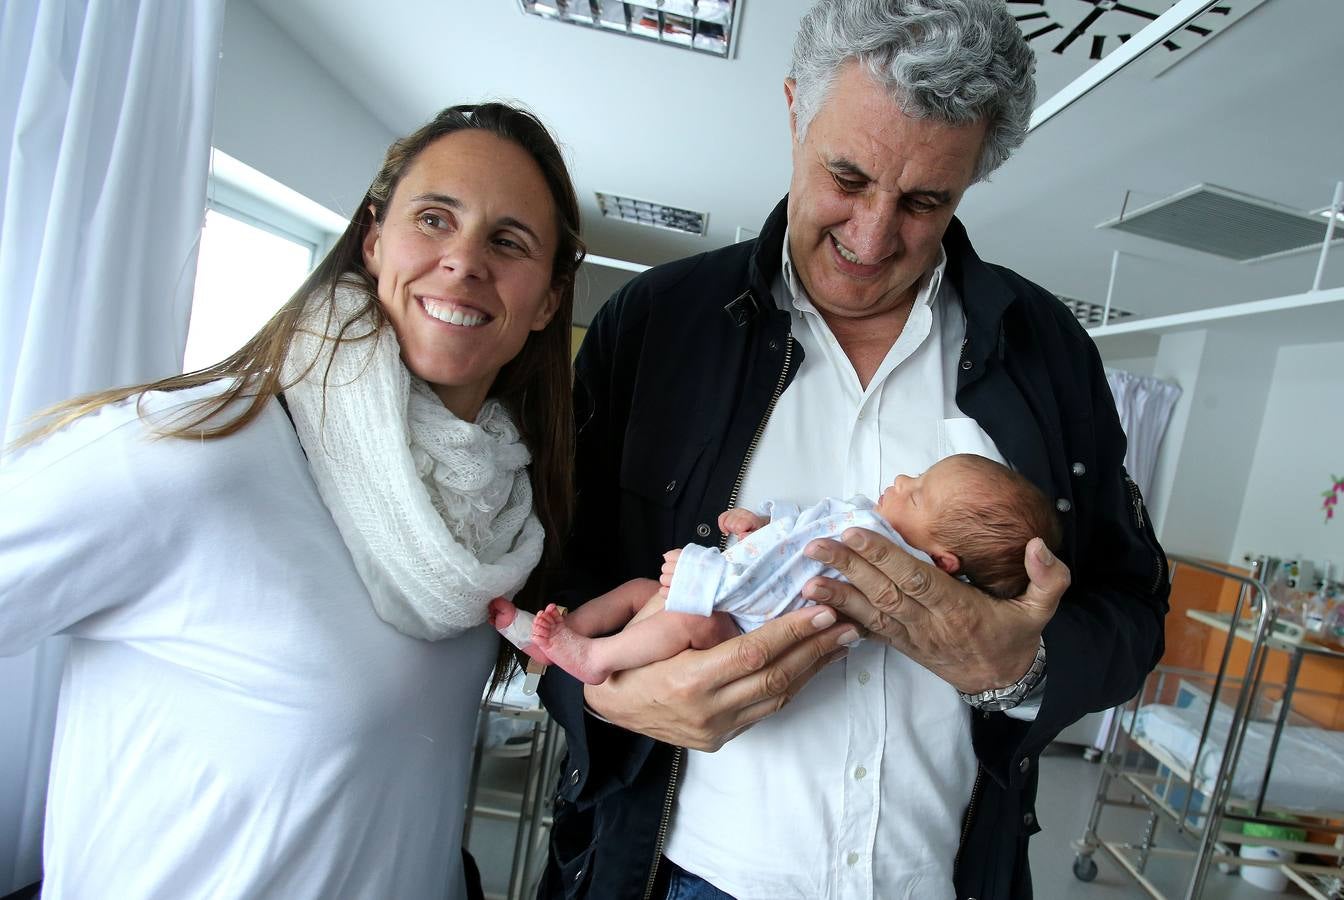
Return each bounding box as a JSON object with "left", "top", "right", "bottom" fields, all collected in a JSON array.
[{"left": 663, "top": 232, "right": 1010, "bottom": 899}]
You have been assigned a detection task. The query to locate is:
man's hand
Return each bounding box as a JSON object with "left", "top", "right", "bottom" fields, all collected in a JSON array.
[
  {"left": 802, "top": 530, "right": 1069, "bottom": 694},
  {"left": 583, "top": 605, "right": 859, "bottom": 751}
]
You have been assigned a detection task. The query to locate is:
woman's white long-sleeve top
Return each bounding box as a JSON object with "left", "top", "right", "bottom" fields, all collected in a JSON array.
[{"left": 0, "top": 385, "right": 494, "bottom": 899}]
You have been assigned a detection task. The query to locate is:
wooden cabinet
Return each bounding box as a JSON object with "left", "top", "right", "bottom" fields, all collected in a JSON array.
[{"left": 1166, "top": 558, "right": 1344, "bottom": 728}]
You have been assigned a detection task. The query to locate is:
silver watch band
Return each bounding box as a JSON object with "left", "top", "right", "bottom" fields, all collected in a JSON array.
[{"left": 958, "top": 638, "right": 1047, "bottom": 712}]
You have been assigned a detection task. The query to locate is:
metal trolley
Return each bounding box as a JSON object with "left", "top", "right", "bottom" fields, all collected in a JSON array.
[{"left": 1071, "top": 555, "right": 1344, "bottom": 899}]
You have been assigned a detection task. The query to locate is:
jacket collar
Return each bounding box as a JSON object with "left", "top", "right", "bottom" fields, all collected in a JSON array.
[
  {"left": 747, "top": 196, "right": 791, "bottom": 301},
  {"left": 941, "top": 216, "right": 1018, "bottom": 367}
]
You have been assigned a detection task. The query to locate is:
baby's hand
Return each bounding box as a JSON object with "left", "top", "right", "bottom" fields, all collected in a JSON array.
[
  {"left": 660, "top": 548, "right": 682, "bottom": 589},
  {"left": 719, "top": 507, "right": 768, "bottom": 538}
]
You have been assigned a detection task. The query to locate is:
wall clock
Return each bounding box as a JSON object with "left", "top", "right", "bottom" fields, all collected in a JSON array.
[{"left": 1006, "top": 1, "right": 1255, "bottom": 61}]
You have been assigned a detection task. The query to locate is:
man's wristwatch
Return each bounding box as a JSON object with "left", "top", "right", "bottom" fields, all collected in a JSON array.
[{"left": 958, "top": 639, "right": 1047, "bottom": 712}]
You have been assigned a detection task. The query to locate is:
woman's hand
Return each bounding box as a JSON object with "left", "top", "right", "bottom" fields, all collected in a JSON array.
[
  {"left": 802, "top": 530, "right": 1069, "bottom": 695},
  {"left": 583, "top": 605, "right": 858, "bottom": 751}
]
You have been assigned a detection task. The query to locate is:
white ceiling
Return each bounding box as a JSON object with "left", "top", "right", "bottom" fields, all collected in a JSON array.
[{"left": 251, "top": 0, "right": 1344, "bottom": 331}]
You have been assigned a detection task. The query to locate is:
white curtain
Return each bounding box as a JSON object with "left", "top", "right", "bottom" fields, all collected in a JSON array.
[
  {"left": 1105, "top": 368, "right": 1182, "bottom": 497},
  {"left": 0, "top": 0, "right": 224, "bottom": 890}
]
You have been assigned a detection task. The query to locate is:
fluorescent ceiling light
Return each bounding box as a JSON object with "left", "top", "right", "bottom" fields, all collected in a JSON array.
[
  {"left": 1058, "top": 295, "right": 1132, "bottom": 327},
  {"left": 596, "top": 192, "right": 708, "bottom": 236}
]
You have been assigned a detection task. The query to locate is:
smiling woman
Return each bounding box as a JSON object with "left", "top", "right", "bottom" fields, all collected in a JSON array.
[
  {"left": 1, "top": 103, "right": 584, "bottom": 900},
  {"left": 363, "top": 129, "right": 562, "bottom": 421}
]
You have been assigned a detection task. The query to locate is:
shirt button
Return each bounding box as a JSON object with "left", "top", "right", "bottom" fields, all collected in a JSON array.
[
  {"left": 1056, "top": 498, "right": 1072, "bottom": 513},
  {"left": 854, "top": 765, "right": 867, "bottom": 780},
  {"left": 696, "top": 523, "right": 712, "bottom": 538},
  {"left": 1071, "top": 462, "right": 1086, "bottom": 476},
  {"left": 857, "top": 670, "right": 871, "bottom": 685},
  {"left": 1019, "top": 757, "right": 1031, "bottom": 774},
  {"left": 846, "top": 851, "right": 859, "bottom": 866}
]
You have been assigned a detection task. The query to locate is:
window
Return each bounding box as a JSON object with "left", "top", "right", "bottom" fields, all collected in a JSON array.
[{"left": 183, "top": 150, "right": 344, "bottom": 372}]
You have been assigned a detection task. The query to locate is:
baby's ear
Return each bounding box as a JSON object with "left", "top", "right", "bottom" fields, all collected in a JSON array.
[{"left": 931, "top": 550, "right": 960, "bottom": 576}]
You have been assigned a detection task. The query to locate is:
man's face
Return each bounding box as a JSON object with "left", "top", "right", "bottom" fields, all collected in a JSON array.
[{"left": 785, "top": 61, "right": 986, "bottom": 325}]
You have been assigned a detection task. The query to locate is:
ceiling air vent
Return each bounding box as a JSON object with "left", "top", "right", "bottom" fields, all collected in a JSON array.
[
  {"left": 1097, "top": 184, "right": 1340, "bottom": 262},
  {"left": 596, "top": 192, "right": 707, "bottom": 236},
  {"left": 1059, "top": 295, "right": 1131, "bottom": 328}
]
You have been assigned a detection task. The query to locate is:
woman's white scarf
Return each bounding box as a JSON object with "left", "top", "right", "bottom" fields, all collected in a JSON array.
[{"left": 279, "top": 278, "right": 543, "bottom": 640}]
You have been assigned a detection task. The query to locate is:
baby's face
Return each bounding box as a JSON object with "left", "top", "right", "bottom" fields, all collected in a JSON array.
[{"left": 875, "top": 459, "right": 961, "bottom": 555}]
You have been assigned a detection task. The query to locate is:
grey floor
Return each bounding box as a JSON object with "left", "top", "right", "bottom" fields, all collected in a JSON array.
[
  {"left": 1030, "top": 743, "right": 1303, "bottom": 900},
  {"left": 467, "top": 740, "right": 1314, "bottom": 899}
]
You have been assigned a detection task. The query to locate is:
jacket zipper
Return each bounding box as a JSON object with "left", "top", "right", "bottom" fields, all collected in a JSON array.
[
  {"left": 640, "top": 334, "right": 794, "bottom": 900},
  {"left": 1124, "top": 475, "right": 1164, "bottom": 596},
  {"left": 719, "top": 336, "right": 795, "bottom": 548},
  {"left": 640, "top": 746, "right": 684, "bottom": 900},
  {"left": 1124, "top": 474, "right": 1146, "bottom": 530},
  {"left": 953, "top": 764, "right": 984, "bottom": 885}
]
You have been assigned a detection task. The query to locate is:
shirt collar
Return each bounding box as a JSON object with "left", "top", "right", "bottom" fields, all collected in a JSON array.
[{"left": 778, "top": 226, "right": 948, "bottom": 317}]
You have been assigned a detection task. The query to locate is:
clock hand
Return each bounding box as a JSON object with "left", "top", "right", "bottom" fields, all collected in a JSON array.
[
  {"left": 1111, "top": 3, "right": 1159, "bottom": 19},
  {"left": 1054, "top": 6, "right": 1106, "bottom": 54}
]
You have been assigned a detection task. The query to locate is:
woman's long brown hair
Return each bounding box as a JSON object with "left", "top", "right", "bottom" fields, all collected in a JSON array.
[{"left": 14, "top": 103, "right": 584, "bottom": 682}]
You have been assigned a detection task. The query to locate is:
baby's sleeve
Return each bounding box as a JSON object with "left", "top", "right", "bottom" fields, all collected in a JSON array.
[{"left": 663, "top": 544, "right": 729, "bottom": 618}]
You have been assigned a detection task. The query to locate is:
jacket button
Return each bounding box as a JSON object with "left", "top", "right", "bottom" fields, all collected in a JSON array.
[
  {"left": 665, "top": 480, "right": 677, "bottom": 492},
  {"left": 696, "top": 523, "right": 712, "bottom": 538},
  {"left": 1071, "top": 462, "right": 1086, "bottom": 476},
  {"left": 574, "top": 868, "right": 584, "bottom": 883},
  {"left": 1023, "top": 812, "right": 1036, "bottom": 828},
  {"left": 769, "top": 339, "right": 779, "bottom": 351},
  {"left": 1019, "top": 757, "right": 1031, "bottom": 773},
  {"left": 960, "top": 359, "right": 972, "bottom": 371},
  {"left": 1056, "top": 498, "right": 1072, "bottom": 513},
  {"left": 569, "top": 769, "right": 580, "bottom": 785}
]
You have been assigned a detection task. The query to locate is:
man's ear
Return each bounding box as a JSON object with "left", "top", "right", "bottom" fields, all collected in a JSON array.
[
  {"left": 784, "top": 78, "right": 799, "bottom": 141},
  {"left": 361, "top": 204, "right": 381, "bottom": 276},
  {"left": 931, "top": 550, "right": 960, "bottom": 576}
]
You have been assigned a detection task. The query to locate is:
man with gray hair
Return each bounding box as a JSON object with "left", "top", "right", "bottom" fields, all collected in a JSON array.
[{"left": 539, "top": 1, "right": 1168, "bottom": 898}]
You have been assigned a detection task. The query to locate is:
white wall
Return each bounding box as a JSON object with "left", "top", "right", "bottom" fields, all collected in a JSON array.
[
  {"left": 1233, "top": 341, "right": 1344, "bottom": 575},
  {"left": 1147, "top": 330, "right": 1207, "bottom": 539},
  {"left": 1149, "top": 329, "right": 1278, "bottom": 562},
  {"left": 213, "top": 0, "right": 395, "bottom": 218}
]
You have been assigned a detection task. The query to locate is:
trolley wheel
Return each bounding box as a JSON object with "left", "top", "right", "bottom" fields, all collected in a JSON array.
[
  {"left": 1072, "top": 854, "right": 1099, "bottom": 882},
  {"left": 1082, "top": 748, "right": 1101, "bottom": 763}
]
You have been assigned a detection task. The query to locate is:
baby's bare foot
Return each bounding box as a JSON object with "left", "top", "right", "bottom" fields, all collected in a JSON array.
[
  {"left": 531, "top": 604, "right": 610, "bottom": 684},
  {"left": 531, "top": 604, "right": 563, "bottom": 645}
]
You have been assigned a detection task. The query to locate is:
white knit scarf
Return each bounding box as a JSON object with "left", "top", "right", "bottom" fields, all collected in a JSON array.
[{"left": 279, "top": 278, "right": 544, "bottom": 640}]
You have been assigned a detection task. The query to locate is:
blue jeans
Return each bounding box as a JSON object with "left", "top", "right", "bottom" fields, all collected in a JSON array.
[{"left": 664, "top": 858, "right": 736, "bottom": 900}]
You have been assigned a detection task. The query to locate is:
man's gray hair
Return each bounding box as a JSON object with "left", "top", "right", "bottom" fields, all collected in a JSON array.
[{"left": 789, "top": 0, "right": 1036, "bottom": 182}]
